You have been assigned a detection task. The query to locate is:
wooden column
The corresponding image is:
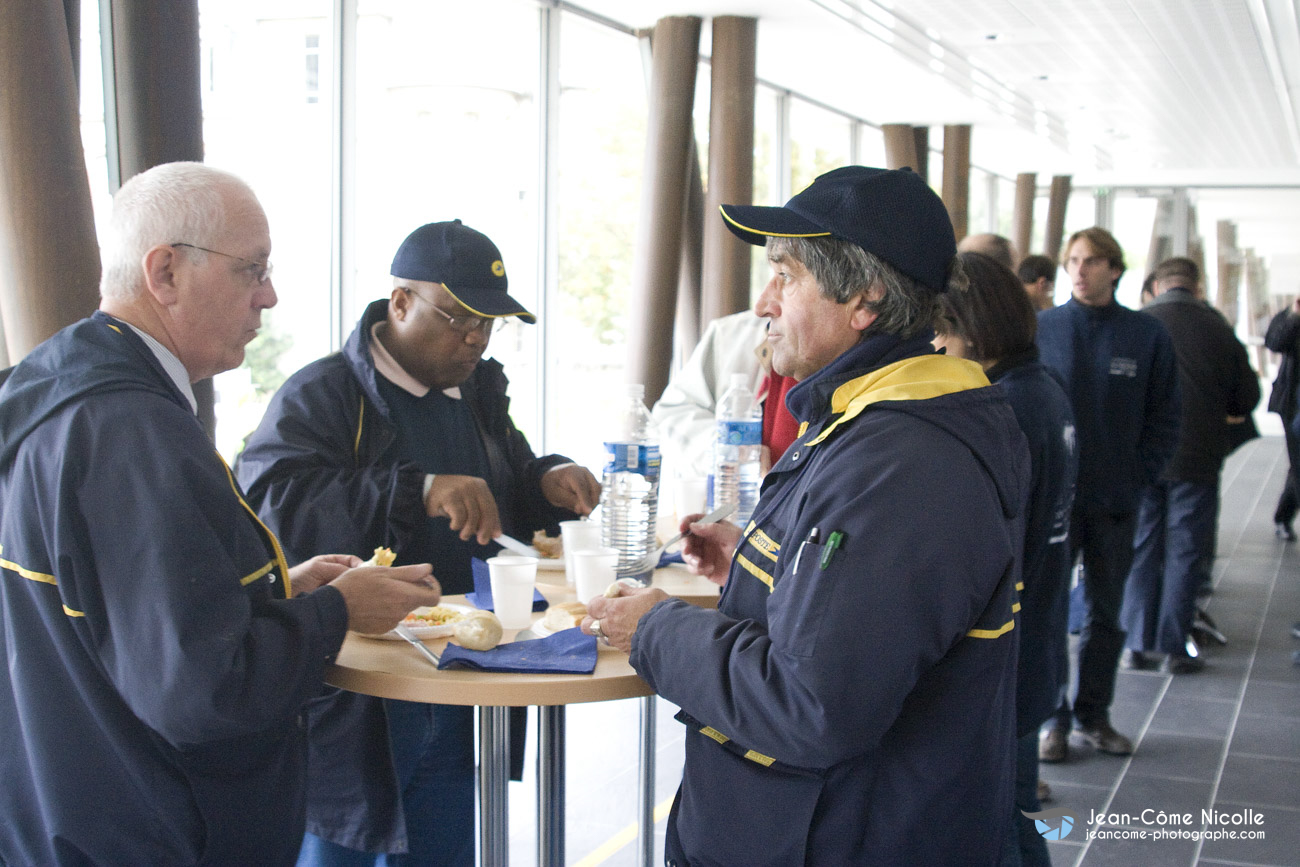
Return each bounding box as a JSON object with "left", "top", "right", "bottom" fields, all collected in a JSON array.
[
  {"left": 103, "top": 0, "right": 213, "bottom": 435},
  {"left": 628, "top": 16, "right": 701, "bottom": 405},
  {"left": 675, "top": 142, "right": 704, "bottom": 370},
  {"left": 0, "top": 0, "right": 101, "bottom": 365},
  {"left": 699, "top": 15, "right": 755, "bottom": 329},
  {"left": 1044, "top": 175, "right": 1072, "bottom": 261},
  {"left": 882, "top": 124, "right": 918, "bottom": 171},
  {"left": 1217, "top": 220, "right": 1240, "bottom": 326},
  {"left": 911, "top": 126, "right": 930, "bottom": 184},
  {"left": 1012, "top": 172, "right": 1035, "bottom": 259},
  {"left": 941, "top": 124, "right": 970, "bottom": 242}
]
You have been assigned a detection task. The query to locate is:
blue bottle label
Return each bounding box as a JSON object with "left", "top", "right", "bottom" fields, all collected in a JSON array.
[
  {"left": 603, "top": 442, "right": 661, "bottom": 480},
  {"left": 716, "top": 420, "right": 761, "bottom": 446}
]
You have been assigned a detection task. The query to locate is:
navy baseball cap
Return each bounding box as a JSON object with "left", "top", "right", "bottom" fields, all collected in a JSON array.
[
  {"left": 390, "top": 220, "right": 536, "bottom": 323},
  {"left": 719, "top": 166, "right": 957, "bottom": 293}
]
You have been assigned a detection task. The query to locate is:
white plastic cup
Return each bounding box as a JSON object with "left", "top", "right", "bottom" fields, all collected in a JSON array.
[
  {"left": 559, "top": 519, "right": 603, "bottom": 587},
  {"left": 487, "top": 555, "right": 537, "bottom": 629},
  {"left": 572, "top": 546, "right": 619, "bottom": 605}
]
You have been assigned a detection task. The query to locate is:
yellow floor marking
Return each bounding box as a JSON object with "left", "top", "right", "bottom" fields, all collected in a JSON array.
[{"left": 572, "top": 794, "right": 675, "bottom": 866}]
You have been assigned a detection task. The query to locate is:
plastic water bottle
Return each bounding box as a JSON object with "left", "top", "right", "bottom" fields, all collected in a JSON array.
[
  {"left": 600, "top": 384, "right": 661, "bottom": 585},
  {"left": 710, "top": 373, "right": 762, "bottom": 527}
]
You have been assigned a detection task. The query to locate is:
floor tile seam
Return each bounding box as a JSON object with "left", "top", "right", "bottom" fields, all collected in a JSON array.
[
  {"left": 1236, "top": 709, "right": 1300, "bottom": 722},
  {"left": 1143, "top": 728, "right": 1235, "bottom": 741},
  {"left": 1197, "top": 861, "right": 1296, "bottom": 867},
  {"left": 1225, "top": 750, "right": 1300, "bottom": 764},
  {"left": 1073, "top": 673, "right": 1174, "bottom": 864},
  {"left": 1212, "top": 800, "right": 1300, "bottom": 814},
  {"left": 1193, "top": 539, "right": 1285, "bottom": 865}
]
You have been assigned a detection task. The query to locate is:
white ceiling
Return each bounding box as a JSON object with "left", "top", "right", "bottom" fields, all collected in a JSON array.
[{"left": 571, "top": 0, "right": 1300, "bottom": 291}]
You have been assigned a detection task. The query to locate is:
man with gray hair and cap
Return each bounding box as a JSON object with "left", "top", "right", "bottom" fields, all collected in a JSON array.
[
  {"left": 237, "top": 220, "right": 599, "bottom": 866},
  {"left": 584, "top": 166, "right": 1030, "bottom": 865}
]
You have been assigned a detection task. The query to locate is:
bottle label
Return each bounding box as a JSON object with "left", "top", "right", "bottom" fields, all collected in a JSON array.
[
  {"left": 603, "top": 442, "right": 661, "bottom": 480},
  {"left": 716, "top": 420, "right": 761, "bottom": 446}
]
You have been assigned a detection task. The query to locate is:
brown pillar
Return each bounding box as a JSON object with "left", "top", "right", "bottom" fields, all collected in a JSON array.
[
  {"left": 882, "top": 124, "right": 918, "bottom": 171},
  {"left": 941, "top": 124, "right": 970, "bottom": 242},
  {"left": 675, "top": 142, "right": 704, "bottom": 370},
  {"left": 628, "top": 16, "right": 701, "bottom": 405},
  {"left": 700, "top": 16, "right": 756, "bottom": 330},
  {"left": 0, "top": 0, "right": 101, "bottom": 365},
  {"left": 1012, "top": 172, "right": 1035, "bottom": 260},
  {"left": 1044, "top": 175, "right": 1072, "bottom": 261},
  {"left": 1217, "top": 221, "right": 1240, "bottom": 326},
  {"left": 103, "top": 0, "right": 214, "bottom": 436},
  {"left": 910, "top": 126, "right": 930, "bottom": 184}
]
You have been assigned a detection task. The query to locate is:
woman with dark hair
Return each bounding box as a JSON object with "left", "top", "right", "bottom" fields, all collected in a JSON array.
[{"left": 935, "top": 252, "right": 1079, "bottom": 867}]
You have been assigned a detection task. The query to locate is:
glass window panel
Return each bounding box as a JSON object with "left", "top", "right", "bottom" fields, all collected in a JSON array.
[
  {"left": 199, "top": 0, "right": 337, "bottom": 460},
  {"left": 350, "top": 0, "right": 542, "bottom": 444},
  {"left": 788, "top": 100, "right": 850, "bottom": 195},
  {"left": 548, "top": 13, "right": 647, "bottom": 471}
]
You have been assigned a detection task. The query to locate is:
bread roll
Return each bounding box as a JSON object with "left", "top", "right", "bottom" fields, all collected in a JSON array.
[
  {"left": 542, "top": 601, "right": 587, "bottom": 632},
  {"left": 454, "top": 610, "right": 503, "bottom": 651}
]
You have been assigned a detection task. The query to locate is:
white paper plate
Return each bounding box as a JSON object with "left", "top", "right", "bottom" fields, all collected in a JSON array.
[{"left": 361, "top": 603, "right": 475, "bottom": 640}]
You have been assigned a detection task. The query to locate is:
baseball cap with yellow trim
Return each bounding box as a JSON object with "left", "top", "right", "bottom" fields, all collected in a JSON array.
[
  {"left": 390, "top": 219, "right": 536, "bottom": 323},
  {"left": 718, "top": 165, "right": 957, "bottom": 293}
]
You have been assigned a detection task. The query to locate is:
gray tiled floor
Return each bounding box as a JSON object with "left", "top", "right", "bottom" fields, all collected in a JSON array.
[
  {"left": 502, "top": 436, "right": 1300, "bottom": 866},
  {"left": 1039, "top": 437, "right": 1300, "bottom": 867}
]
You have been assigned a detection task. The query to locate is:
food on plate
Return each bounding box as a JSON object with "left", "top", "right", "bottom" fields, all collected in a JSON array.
[
  {"left": 541, "top": 601, "right": 587, "bottom": 632},
  {"left": 402, "top": 606, "right": 468, "bottom": 628},
  {"left": 453, "top": 610, "right": 503, "bottom": 651},
  {"left": 363, "top": 546, "right": 396, "bottom": 567},
  {"left": 531, "top": 530, "right": 562, "bottom": 559}
]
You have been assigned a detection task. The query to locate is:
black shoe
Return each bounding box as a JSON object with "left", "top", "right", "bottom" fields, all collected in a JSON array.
[
  {"left": 1075, "top": 721, "right": 1134, "bottom": 755},
  {"left": 1122, "top": 649, "right": 1154, "bottom": 670},
  {"left": 1277, "top": 522, "right": 1296, "bottom": 541},
  {"left": 1163, "top": 652, "right": 1206, "bottom": 674}
]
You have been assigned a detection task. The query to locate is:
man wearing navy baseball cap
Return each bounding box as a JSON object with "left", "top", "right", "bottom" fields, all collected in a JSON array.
[
  {"left": 585, "top": 166, "right": 1031, "bottom": 865},
  {"left": 237, "top": 219, "right": 599, "bottom": 866}
]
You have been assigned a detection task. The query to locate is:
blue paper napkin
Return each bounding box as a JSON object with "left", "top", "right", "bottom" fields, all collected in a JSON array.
[
  {"left": 464, "top": 557, "right": 547, "bottom": 611},
  {"left": 437, "top": 627, "right": 598, "bottom": 674}
]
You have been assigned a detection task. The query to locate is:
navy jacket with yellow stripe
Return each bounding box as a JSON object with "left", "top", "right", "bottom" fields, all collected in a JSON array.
[
  {"left": 630, "top": 331, "right": 1030, "bottom": 866},
  {"left": 0, "top": 313, "right": 348, "bottom": 867}
]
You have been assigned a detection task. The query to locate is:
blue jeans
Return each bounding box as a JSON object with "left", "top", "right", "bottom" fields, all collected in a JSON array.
[
  {"left": 1003, "top": 731, "right": 1051, "bottom": 867},
  {"left": 1121, "top": 480, "right": 1218, "bottom": 654},
  {"left": 297, "top": 702, "right": 475, "bottom": 867}
]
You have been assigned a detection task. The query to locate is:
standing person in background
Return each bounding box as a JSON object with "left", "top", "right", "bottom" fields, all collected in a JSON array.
[
  {"left": 1121, "top": 258, "right": 1260, "bottom": 674},
  {"left": 1265, "top": 296, "right": 1300, "bottom": 540},
  {"left": 652, "top": 310, "right": 800, "bottom": 482},
  {"left": 958, "top": 232, "right": 1018, "bottom": 270},
  {"left": 935, "top": 252, "right": 1078, "bottom": 867},
  {"left": 1018, "top": 254, "right": 1058, "bottom": 312},
  {"left": 1036, "top": 227, "right": 1181, "bottom": 763},
  {"left": 0, "top": 161, "right": 440, "bottom": 867},
  {"left": 237, "top": 220, "right": 599, "bottom": 867}
]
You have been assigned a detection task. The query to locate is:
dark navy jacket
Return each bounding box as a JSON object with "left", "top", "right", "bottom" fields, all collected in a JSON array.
[
  {"left": 1037, "top": 298, "right": 1181, "bottom": 514},
  {"left": 0, "top": 313, "right": 348, "bottom": 867},
  {"left": 631, "top": 333, "right": 1030, "bottom": 866},
  {"left": 235, "top": 299, "right": 575, "bottom": 852},
  {"left": 988, "top": 348, "right": 1078, "bottom": 733}
]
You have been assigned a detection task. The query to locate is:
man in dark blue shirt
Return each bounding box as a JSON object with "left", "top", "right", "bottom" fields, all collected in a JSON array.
[
  {"left": 1036, "top": 227, "right": 1180, "bottom": 762},
  {"left": 238, "top": 221, "right": 600, "bottom": 866}
]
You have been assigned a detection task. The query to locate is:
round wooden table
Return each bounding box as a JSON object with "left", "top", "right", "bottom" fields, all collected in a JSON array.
[{"left": 324, "top": 566, "right": 719, "bottom": 867}]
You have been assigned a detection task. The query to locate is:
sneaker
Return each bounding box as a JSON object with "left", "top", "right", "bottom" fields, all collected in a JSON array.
[
  {"left": 1163, "top": 652, "right": 1206, "bottom": 675},
  {"left": 1039, "top": 724, "right": 1068, "bottom": 763},
  {"left": 1122, "top": 649, "right": 1154, "bottom": 670},
  {"left": 1075, "top": 721, "right": 1133, "bottom": 756},
  {"left": 1037, "top": 779, "right": 1052, "bottom": 803},
  {"left": 1277, "top": 522, "right": 1297, "bottom": 541}
]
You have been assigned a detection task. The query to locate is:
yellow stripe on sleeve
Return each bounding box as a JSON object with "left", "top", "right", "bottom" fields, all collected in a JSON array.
[
  {"left": 744, "top": 750, "right": 776, "bottom": 767},
  {"left": 967, "top": 619, "right": 1016, "bottom": 639},
  {"left": 240, "top": 560, "right": 277, "bottom": 587},
  {"left": 735, "top": 553, "right": 774, "bottom": 591}
]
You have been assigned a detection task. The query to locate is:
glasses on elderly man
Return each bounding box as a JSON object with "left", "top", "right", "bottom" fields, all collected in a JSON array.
[
  {"left": 403, "top": 287, "right": 506, "bottom": 335},
  {"left": 170, "top": 243, "right": 273, "bottom": 286}
]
